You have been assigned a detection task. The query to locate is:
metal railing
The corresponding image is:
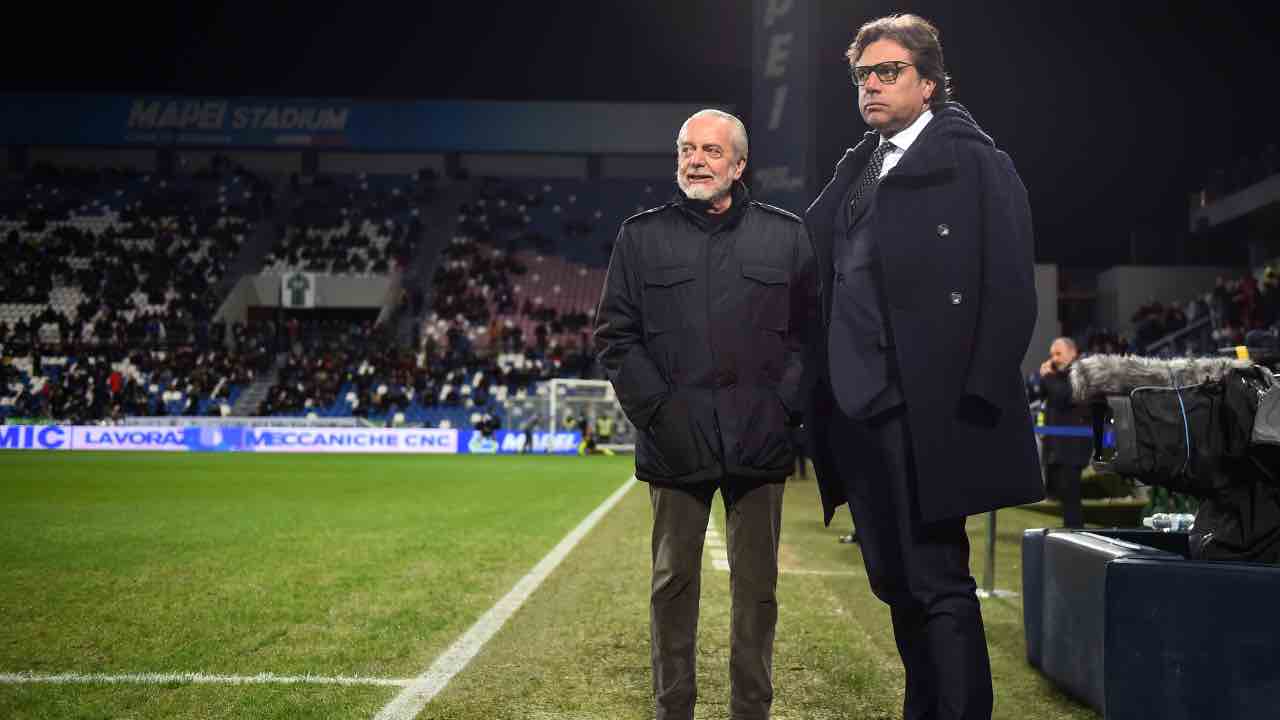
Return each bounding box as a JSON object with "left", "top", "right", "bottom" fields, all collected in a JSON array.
[{"left": 1142, "top": 316, "right": 1212, "bottom": 356}]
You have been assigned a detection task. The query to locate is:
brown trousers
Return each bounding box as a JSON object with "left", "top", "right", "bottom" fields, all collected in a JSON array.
[{"left": 649, "top": 479, "right": 785, "bottom": 720}]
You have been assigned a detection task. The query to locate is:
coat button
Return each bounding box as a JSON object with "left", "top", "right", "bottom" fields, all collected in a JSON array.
[
  {"left": 937, "top": 223, "right": 950, "bottom": 237},
  {"left": 950, "top": 291, "right": 963, "bottom": 305}
]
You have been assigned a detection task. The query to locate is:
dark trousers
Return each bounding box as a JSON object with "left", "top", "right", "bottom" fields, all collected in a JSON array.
[
  {"left": 1045, "top": 463, "right": 1084, "bottom": 528},
  {"left": 649, "top": 479, "right": 785, "bottom": 720},
  {"left": 830, "top": 404, "right": 993, "bottom": 720}
]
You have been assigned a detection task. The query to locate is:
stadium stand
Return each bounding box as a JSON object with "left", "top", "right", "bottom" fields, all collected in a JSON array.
[
  {"left": 1, "top": 163, "right": 672, "bottom": 431},
  {"left": 244, "top": 175, "right": 668, "bottom": 429},
  {"left": 260, "top": 171, "right": 433, "bottom": 275},
  {"left": 251, "top": 315, "right": 570, "bottom": 430},
  {"left": 457, "top": 176, "right": 668, "bottom": 265},
  {"left": 423, "top": 177, "right": 669, "bottom": 353},
  {"left": 0, "top": 160, "right": 272, "bottom": 421},
  {"left": 1134, "top": 262, "right": 1280, "bottom": 357}
]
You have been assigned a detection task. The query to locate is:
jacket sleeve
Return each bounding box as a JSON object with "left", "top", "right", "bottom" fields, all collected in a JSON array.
[
  {"left": 778, "top": 224, "right": 819, "bottom": 422},
  {"left": 964, "top": 148, "right": 1037, "bottom": 410},
  {"left": 593, "top": 225, "right": 669, "bottom": 431}
]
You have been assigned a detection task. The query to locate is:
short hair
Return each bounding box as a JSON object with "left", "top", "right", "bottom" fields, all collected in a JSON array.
[
  {"left": 677, "top": 109, "right": 749, "bottom": 163},
  {"left": 846, "top": 14, "right": 952, "bottom": 109},
  {"left": 1052, "top": 337, "right": 1078, "bottom": 353}
]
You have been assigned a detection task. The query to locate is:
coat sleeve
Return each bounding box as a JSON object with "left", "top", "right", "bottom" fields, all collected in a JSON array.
[
  {"left": 964, "top": 148, "right": 1037, "bottom": 412},
  {"left": 593, "top": 225, "right": 669, "bottom": 431},
  {"left": 778, "top": 223, "right": 819, "bottom": 422}
]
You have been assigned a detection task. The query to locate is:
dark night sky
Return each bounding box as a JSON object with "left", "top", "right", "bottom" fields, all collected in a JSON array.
[{"left": 4, "top": 1, "right": 1279, "bottom": 268}]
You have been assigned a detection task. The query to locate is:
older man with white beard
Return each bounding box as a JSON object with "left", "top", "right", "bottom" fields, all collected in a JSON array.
[{"left": 594, "top": 109, "right": 818, "bottom": 720}]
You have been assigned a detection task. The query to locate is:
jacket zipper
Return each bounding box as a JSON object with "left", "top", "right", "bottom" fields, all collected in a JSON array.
[{"left": 708, "top": 223, "right": 727, "bottom": 469}]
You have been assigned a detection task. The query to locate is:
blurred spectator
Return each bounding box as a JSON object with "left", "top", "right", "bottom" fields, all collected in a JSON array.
[{"left": 1038, "top": 338, "right": 1089, "bottom": 528}]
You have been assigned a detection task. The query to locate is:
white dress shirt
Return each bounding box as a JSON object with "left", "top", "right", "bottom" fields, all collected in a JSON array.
[{"left": 876, "top": 109, "right": 933, "bottom": 179}]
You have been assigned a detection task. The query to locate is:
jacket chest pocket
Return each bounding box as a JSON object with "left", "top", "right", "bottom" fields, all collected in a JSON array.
[
  {"left": 643, "top": 265, "right": 697, "bottom": 335},
  {"left": 742, "top": 264, "right": 789, "bottom": 332}
]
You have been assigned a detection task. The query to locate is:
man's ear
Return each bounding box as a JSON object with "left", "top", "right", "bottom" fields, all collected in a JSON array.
[{"left": 922, "top": 78, "right": 937, "bottom": 103}]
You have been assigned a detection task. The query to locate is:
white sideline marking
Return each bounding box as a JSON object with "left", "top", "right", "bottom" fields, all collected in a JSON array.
[
  {"left": 705, "top": 516, "right": 731, "bottom": 571},
  {"left": 781, "top": 568, "right": 864, "bottom": 577},
  {"left": 705, "top": 518, "right": 862, "bottom": 577},
  {"left": 0, "top": 672, "right": 411, "bottom": 687},
  {"left": 373, "top": 475, "right": 638, "bottom": 720}
]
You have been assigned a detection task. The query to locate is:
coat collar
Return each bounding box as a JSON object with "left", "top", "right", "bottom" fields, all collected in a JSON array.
[
  {"left": 818, "top": 110, "right": 962, "bottom": 192},
  {"left": 888, "top": 112, "right": 959, "bottom": 180},
  {"left": 805, "top": 104, "right": 978, "bottom": 235},
  {"left": 883, "top": 108, "right": 933, "bottom": 155},
  {"left": 803, "top": 119, "right": 957, "bottom": 256}
]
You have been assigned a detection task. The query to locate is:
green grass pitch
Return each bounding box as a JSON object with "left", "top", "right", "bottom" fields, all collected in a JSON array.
[{"left": 0, "top": 451, "right": 1096, "bottom": 719}]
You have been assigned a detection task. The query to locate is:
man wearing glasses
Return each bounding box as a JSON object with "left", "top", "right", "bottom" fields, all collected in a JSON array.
[{"left": 803, "top": 14, "right": 1043, "bottom": 719}]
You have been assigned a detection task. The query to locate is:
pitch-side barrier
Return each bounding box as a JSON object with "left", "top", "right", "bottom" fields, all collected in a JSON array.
[{"left": 0, "top": 424, "right": 581, "bottom": 455}]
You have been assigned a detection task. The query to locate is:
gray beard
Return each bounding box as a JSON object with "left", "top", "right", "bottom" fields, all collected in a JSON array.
[{"left": 677, "top": 175, "right": 732, "bottom": 204}]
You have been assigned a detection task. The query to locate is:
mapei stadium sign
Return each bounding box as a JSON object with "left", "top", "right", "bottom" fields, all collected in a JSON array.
[
  {"left": 1, "top": 95, "right": 718, "bottom": 153},
  {"left": 0, "top": 425, "right": 581, "bottom": 456},
  {"left": 128, "top": 100, "right": 350, "bottom": 132}
]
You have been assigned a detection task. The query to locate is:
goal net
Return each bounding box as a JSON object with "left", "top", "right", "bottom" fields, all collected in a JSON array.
[{"left": 547, "top": 378, "right": 634, "bottom": 451}]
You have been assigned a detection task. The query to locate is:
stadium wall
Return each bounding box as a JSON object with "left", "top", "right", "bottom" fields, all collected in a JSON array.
[
  {"left": 24, "top": 147, "right": 302, "bottom": 175},
  {"left": 216, "top": 274, "right": 398, "bottom": 323},
  {"left": 1026, "top": 264, "right": 1060, "bottom": 377},
  {"left": 1096, "top": 265, "right": 1241, "bottom": 339},
  {"left": 213, "top": 150, "right": 300, "bottom": 175},
  {"left": 460, "top": 154, "right": 589, "bottom": 179},
  {"left": 601, "top": 155, "right": 674, "bottom": 180},
  {"left": 318, "top": 152, "right": 445, "bottom": 175},
  {"left": 28, "top": 147, "right": 157, "bottom": 172},
  {"left": 176, "top": 149, "right": 301, "bottom": 174}
]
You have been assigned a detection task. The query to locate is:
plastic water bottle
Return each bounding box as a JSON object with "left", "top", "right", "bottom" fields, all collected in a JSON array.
[{"left": 1142, "top": 513, "right": 1195, "bottom": 532}]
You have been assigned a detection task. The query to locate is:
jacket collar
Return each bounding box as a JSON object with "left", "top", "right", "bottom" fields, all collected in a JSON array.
[{"left": 674, "top": 180, "right": 750, "bottom": 232}]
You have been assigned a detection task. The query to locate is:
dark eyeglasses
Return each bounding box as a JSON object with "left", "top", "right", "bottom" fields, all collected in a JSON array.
[{"left": 850, "top": 61, "right": 914, "bottom": 86}]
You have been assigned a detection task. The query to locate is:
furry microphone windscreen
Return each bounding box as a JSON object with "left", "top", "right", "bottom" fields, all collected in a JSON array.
[{"left": 1069, "top": 354, "right": 1254, "bottom": 404}]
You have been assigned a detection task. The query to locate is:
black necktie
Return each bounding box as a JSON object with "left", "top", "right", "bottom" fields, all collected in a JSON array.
[{"left": 850, "top": 141, "right": 895, "bottom": 212}]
